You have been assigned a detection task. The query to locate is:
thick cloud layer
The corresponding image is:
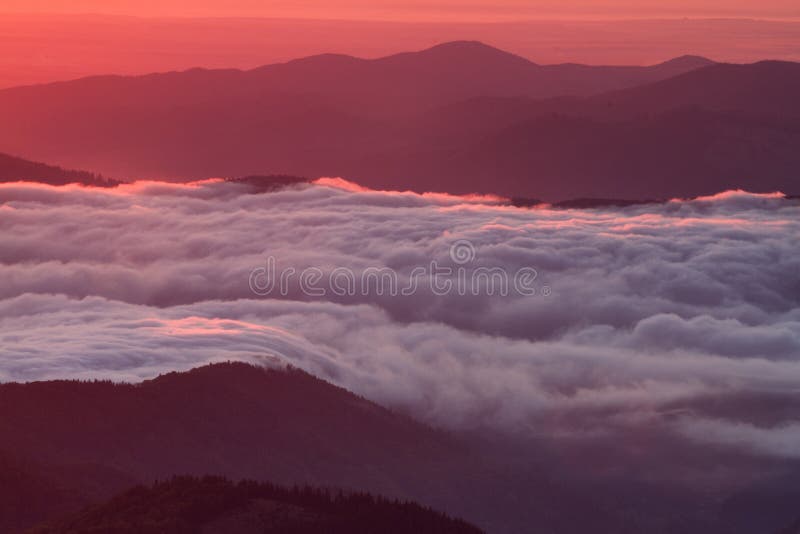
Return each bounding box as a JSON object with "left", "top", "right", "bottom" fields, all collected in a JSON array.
[{"left": 1, "top": 180, "right": 799, "bottom": 459}]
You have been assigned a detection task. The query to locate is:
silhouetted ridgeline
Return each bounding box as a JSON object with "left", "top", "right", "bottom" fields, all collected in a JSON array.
[
  {"left": 0, "top": 152, "right": 118, "bottom": 186},
  {"left": 0, "top": 42, "right": 798, "bottom": 199},
  {"left": 2, "top": 362, "right": 800, "bottom": 534},
  {"left": 29, "top": 476, "right": 483, "bottom": 534},
  {"left": 0, "top": 362, "right": 485, "bottom": 533},
  {"left": 6, "top": 41, "right": 787, "bottom": 200}
]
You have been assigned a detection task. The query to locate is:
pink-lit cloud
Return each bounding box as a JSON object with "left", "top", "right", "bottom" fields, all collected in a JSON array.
[{"left": 1, "top": 180, "right": 799, "bottom": 459}]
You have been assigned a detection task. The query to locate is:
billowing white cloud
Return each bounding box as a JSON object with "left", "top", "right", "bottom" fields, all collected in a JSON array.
[{"left": 1, "top": 180, "right": 799, "bottom": 458}]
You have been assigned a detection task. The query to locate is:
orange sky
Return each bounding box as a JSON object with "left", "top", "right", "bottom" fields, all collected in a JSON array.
[
  {"left": 1, "top": 2, "right": 798, "bottom": 89},
  {"left": 3, "top": 0, "right": 800, "bottom": 20}
]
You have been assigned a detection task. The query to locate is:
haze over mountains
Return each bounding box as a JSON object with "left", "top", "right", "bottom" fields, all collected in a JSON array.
[
  {"left": 3, "top": 41, "right": 797, "bottom": 200},
  {"left": 3, "top": 0, "right": 800, "bottom": 531},
  {"left": 2, "top": 363, "right": 798, "bottom": 534},
  {"left": 2, "top": 15, "right": 799, "bottom": 90}
]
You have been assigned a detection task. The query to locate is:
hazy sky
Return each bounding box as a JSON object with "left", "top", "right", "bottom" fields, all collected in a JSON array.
[
  {"left": 3, "top": 0, "right": 800, "bottom": 20},
  {"left": 1, "top": 2, "right": 798, "bottom": 88}
]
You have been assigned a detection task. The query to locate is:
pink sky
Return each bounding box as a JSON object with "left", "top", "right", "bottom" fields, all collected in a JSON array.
[
  {"left": 1, "top": 2, "right": 798, "bottom": 88},
  {"left": 3, "top": 0, "right": 800, "bottom": 20}
]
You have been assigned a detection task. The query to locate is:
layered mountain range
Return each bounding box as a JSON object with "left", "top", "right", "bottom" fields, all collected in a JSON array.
[{"left": 1, "top": 41, "right": 797, "bottom": 199}]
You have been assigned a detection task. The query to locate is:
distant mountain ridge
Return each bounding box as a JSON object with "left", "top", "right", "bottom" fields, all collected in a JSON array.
[
  {"left": 1, "top": 41, "right": 798, "bottom": 199},
  {"left": 588, "top": 59, "right": 800, "bottom": 119},
  {"left": 1, "top": 41, "right": 713, "bottom": 105}
]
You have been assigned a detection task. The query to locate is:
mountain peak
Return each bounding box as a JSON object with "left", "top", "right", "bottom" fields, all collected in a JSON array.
[
  {"left": 425, "top": 40, "right": 503, "bottom": 52},
  {"left": 657, "top": 54, "right": 715, "bottom": 69},
  {"left": 390, "top": 40, "right": 537, "bottom": 66}
]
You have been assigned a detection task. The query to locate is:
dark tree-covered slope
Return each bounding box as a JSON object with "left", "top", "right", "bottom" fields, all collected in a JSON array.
[
  {"left": 29, "top": 476, "right": 483, "bottom": 534},
  {"left": 0, "top": 152, "right": 116, "bottom": 186}
]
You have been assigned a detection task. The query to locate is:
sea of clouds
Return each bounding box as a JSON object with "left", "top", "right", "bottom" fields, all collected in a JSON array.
[{"left": 1, "top": 179, "right": 799, "bottom": 460}]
